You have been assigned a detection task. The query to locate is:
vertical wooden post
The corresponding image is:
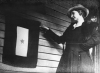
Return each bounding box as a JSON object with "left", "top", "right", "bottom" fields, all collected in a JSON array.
[{"left": 94, "top": 45, "right": 100, "bottom": 73}]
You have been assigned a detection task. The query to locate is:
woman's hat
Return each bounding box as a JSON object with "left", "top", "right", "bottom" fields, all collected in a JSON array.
[{"left": 67, "top": 4, "right": 89, "bottom": 18}]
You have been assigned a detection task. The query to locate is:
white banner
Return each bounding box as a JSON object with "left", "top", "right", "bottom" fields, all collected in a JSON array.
[{"left": 15, "top": 26, "right": 29, "bottom": 57}]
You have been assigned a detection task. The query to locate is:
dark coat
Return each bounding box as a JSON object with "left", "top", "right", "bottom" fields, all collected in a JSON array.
[{"left": 45, "top": 21, "right": 100, "bottom": 73}]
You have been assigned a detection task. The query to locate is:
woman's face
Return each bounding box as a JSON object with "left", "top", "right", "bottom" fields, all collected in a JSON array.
[{"left": 71, "top": 10, "right": 80, "bottom": 21}]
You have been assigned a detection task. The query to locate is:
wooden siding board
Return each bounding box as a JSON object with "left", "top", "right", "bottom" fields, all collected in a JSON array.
[
  {"left": 38, "top": 45, "right": 62, "bottom": 55},
  {"left": 0, "top": 47, "right": 3, "bottom": 54},
  {"left": 9, "top": 10, "right": 65, "bottom": 33},
  {"left": 46, "top": 12, "right": 70, "bottom": 23},
  {"left": 46, "top": 8, "right": 71, "bottom": 23},
  {"left": 46, "top": 3, "right": 68, "bottom": 16},
  {"left": 38, "top": 53, "right": 61, "bottom": 61},
  {"left": 1, "top": 5, "right": 69, "bottom": 73},
  {"left": 37, "top": 59, "right": 59, "bottom": 67},
  {"left": 0, "top": 63, "right": 56, "bottom": 72},
  {"left": 45, "top": 13, "right": 71, "bottom": 27},
  {"left": 0, "top": 15, "right": 5, "bottom": 23},
  {"left": 0, "top": 70, "right": 30, "bottom": 73},
  {"left": 27, "top": 12, "right": 70, "bottom": 32},
  {"left": 0, "top": 23, "right": 5, "bottom": 30},
  {"left": 0, "top": 31, "right": 5, "bottom": 38},
  {"left": 23, "top": 11, "right": 67, "bottom": 32},
  {"left": 0, "top": 38, "right": 4, "bottom": 46},
  {"left": 25, "top": 7, "right": 71, "bottom": 30},
  {"left": 6, "top": 6, "right": 70, "bottom": 32},
  {"left": 0, "top": 54, "right": 2, "bottom": 62}
]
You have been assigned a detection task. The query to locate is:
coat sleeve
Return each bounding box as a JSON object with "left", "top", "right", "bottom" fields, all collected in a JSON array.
[
  {"left": 45, "top": 29, "right": 65, "bottom": 44},
  {"left": 80, "top": 27, "right": 100, "bottom": 51},
  {"left": 44, "top": 24, "right": 73, "bottom": 44}
]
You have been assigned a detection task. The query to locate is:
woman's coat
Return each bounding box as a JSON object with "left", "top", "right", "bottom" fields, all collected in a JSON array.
[{"left": 45, "top": 21, "right": 100, "bottom": 73}]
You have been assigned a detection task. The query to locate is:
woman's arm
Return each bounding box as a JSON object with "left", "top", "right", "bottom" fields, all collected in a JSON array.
[
  {"left": 40, "top": 23, "right": 73, "bottom": 44},
  {"left": 40, "top": 25, "right": 65, "bottom": 44},
  {"left": 45, "top": 29, "right": 65, "bottom": 44}
]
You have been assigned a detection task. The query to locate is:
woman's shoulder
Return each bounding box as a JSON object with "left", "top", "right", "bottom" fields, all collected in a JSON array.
[
  {"left": 82, "top": 21, "right": 99, "bottom": 28},
  {"left": 82, "top": 21, "right": 99, "bottom": 36}
]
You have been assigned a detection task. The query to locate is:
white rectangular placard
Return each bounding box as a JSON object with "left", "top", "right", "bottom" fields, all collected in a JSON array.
[{"left": 15, "top": 26, "right": 29, "bottom": 57}]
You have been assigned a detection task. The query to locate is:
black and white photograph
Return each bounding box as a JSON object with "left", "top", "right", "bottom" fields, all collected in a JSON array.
[{"left": 0, "top": 0, "right": 100, "bottom": 73}]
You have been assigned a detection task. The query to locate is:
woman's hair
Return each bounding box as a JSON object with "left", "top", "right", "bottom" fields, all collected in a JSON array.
[
  {"left": 77, "top": 10, "right": 86, "bottom": 18},
  {"left": 71, "top": 9, "right": 86, "bottom": 18}
]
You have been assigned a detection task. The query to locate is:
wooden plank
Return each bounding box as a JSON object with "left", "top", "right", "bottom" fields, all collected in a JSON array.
[
  {"left": 0, "top": 38, "right": 4, "bottom": 46},
  {"left": 0, "top": 15, "right": 5, "bottom": 23},
  {"left": 45, "top": 13, "right": 71, "bottom": 27},
  {"left": 25, "top": 10, "right": 70, "bottom": 32},
  {"left": 52, "top": 1, "right": 72, "bottom": 10},
  {"left": 37, "top": 59, "right": 59, "bottom": 67},
  {"left": 9, "top": 10, "right": 66, "bottom": 33},
  {"left": 0, "top": 63, "right": 57, "bottom": 73},
  {"left": 27, "top": 11, "right": 70, "bottom": 32},
  {"left": 38, "top": 45, "right": 62, "bottom": 55},
  {"left": 46, "top": 8, "right": 71, "bottom": 23},
  {"left": 23, "top": 6, "right": 71, "bottom": 28},
  {"left": 0, "top": 31, "right": 5, "bottom": 38},
  {"left": 0, "top": 54, "right": 2, "bottom": 62},
  {"left": 46, "top": 3, "right": 68, "bottom": 16},
  {"left": 94, "top": 45, "right": 100, "bottom": 73},
  {"left": 39, "top": 39, "right": 62, "bottom": 49},
  {"left": 38, "top": 53, "right": 61, "bottom": 61},
  {"left": 0, "top": 70, "right": 28, "bottom": 73},
  {"left": 4, "top": 6, "right": 70, "bottom": 33},
  {"left": 0, "top": 23, "right": 5, "bottom": 30},
  {"left": 0, "top": 47, "right": 3, "bottom": 54},
  {"left": 7, "top": 6, "right": 69, "bottom": 32},
  {"left": 23, "top": 11, "right": 67, "bottom": 32}
]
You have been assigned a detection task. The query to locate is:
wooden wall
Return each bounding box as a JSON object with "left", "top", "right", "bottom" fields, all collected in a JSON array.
[
  {"left": 0, "top": 11, "right": 5, "bottom": 62},
  {"left": 0, "top": 2, "right": 71, "bottom": 73},
  {"left": 0, "top": 0, "right": 99, "bottom": 73}
]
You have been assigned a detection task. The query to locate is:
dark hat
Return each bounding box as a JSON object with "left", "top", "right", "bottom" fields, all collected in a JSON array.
[{"left": 67, "top": 4, "right": 89, "bottom": 18}]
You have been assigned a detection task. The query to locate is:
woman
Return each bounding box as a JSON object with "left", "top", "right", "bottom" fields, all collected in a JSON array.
[{"left": 40, "top": 4, "right": 100, "bottom": 73}]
